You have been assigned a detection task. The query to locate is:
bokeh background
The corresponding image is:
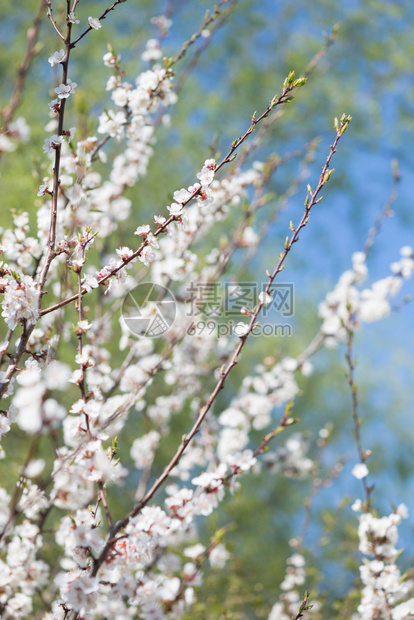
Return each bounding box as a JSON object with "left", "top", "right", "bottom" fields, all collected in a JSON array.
[{"left": 1, "top": 1, "right": 414, "bottom": 617}]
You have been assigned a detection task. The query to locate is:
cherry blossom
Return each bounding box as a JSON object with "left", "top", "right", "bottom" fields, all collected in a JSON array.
[
  {"left": 68, "top": 11, "right": 79, "bottom": 24},
  {"left": 43, "top": 134, "right": 63, "bottom": 153},
  {"left": 352, "top": 463, "right": 369, "bottom": 479},
  {"left": 167, "top": 202, "right": 184, "bottom": 216},
  {"left": 97, "top": 109, "right": 126, "bottom": 138},
  {"left": 196, "top": 158, "right": 216, "bottom": 186},
  {"left": 103, "top": 51, "right": 117, "bottom": 67},
  {"left": 139, "top": 246, "right": 157, "bottom": 266},
  {"left": 234, "top": 321, "right": 249, "bottom": 337},
  {"left": 48, "top": 98, "right": 61, "bottom": 113},
  {"left": 88, "top": 16, "right": 102, "bottom": 30},
  {"left": 173, "top": 188, "right": 193, "bottom": 204},
  {"left": 259, "top": 291, "right": 273, "bottom": 305},
  {"left": 48, "top": 49, "right": 66, "bottom": 66},
  {"left": 1, "top": 275, "right": 40, "bottom": 329},
  {"left": 37, "top": 183, "right": 50, "bottom": 196},
  {"left": 54, "top": 78, "right": 77, "bottom": 99},
  {"left": 141, "top": 38, "right": 162, "bottom": 62},
  {"left": 135, "top": 224, "right": 151, "bottom": 236},
  {"left": 355, "top": 508, "right": 413, "bottom": 619}
]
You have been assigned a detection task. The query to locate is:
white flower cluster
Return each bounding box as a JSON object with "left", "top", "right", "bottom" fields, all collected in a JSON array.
[
  {"left": 164, "top": 159, "right": 217, "bottom": 221},
  {"left": 96, "top": 57, "right": 177, "bottom": 173},
  {"left": 353, "top": 505, "right": 414, "bottom": 620},
  {"left": 151, "top": 163, "right": 261, "bottom": 286},
  {"left": 1, "top": 273, "right": 40, "bottom": 330},
  {"left": 131, "top": 430, "right": 160, "bottom": 469},
  {"left": 141, "top": 38, "right": 162, "bottom": 62},
  {"left": 214, "top": 356, "right": 301, "bottom": 464},
  {"left": 263, "top": 432, "right": 314, "bottom": 478},
  {"left": 47, "top": 489, "right": 230, "bottom": 617},
  {"left": 0, "top": 212, "right": 41, "bottom": 269},
  {"left": 319, "top": 247, "right": 414, "bottom": 342},
  {"left": 12, "top": 362, "right": 68, "bottom": 434},
  {"left": 0, "top": 521, "right": 49, "bottom": 618}
]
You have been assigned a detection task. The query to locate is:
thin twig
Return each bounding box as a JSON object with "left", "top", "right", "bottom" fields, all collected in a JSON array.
[
  {"left": 70, "top": 0, "right": 127, "bottom": 48},
  {"left": 168, "top": 0, "right": 235, "bottom": 68},
  {"left": 293, "top": 589, "right": 313, "bottom": 620},
  {"left": 45, "top": 0, "right": 65, "bottom": 40},
  {"left": 173, "top": 1, "right": 238, "bottom": 95},
  {"left": 344, "top": 325, "right": 372, "bottom": 512},
  {"left": 236, "top": 26, "right": 338, "bottom": 171},
  {"left": 363, "top": 160, "right": 400, "bottom": 258}
]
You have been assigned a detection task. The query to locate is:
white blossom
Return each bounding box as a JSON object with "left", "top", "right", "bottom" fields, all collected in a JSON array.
[
  {"left": 139, "top": 246, "right": 156, "bottom": 266},
  {"left": 103, "top": 52, "right": 116, "bottom": 67},
  {"left": 352, "top": 463, "right": 369, "bottom": 479},
  {"left": 167, "top": 202, "right": 184, "bottom": 216},
  {"left": 68, "top": 11, "right": 79, "bottom": 24},
  {"left": 209, "top": 543, "right": 230, "bottom": 568},
  {"left": 88, "top": 16, "right": 102, "bottom": 30},
  {"left": 54, "top": 79, "right": 77, "bottom": 99},
  {"left": 48, "top": 49, "right": 65, "bottom": 66},
  {"left": 259, "top": 291, "right": 273, "bottom": 305},
  {"left": 234, "top": 321, "right": 249, "bottom": 337},
  {"left": 173, "top": 188, "right": 192, "bottom": 204},
  {"left": 43, "top": 134, "right": 63, "bottom": 153},
  {"left": 142, "top": 39, "right": 162, "bottom": 62},
  {"left": 1, "top": 275, "right": 40, "bottom": 329}
]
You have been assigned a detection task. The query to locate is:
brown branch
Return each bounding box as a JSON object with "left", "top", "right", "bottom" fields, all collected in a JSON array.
[
  {"left": 233, "top": 139, "right": 320, "bottom": 280},
  {"left": 0, "top": 328, "right": 13, "bottom": 368},
  {"left": 0, "top": 320, "right": 33, "bottom": 398},
  {"left": 254, "top": 401, "right": 296, "bottom": 457},
  {"left": 38, "top": 3, "right": 75, "bottom": 293},
  {"left": 297, "top": 440, "right": 345, "bottom": 550}
]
